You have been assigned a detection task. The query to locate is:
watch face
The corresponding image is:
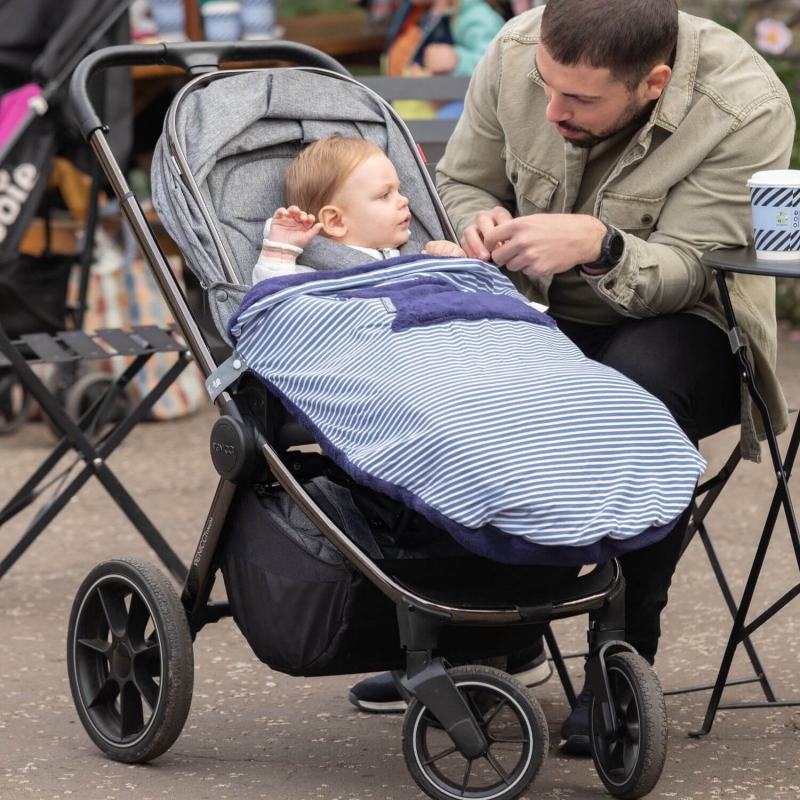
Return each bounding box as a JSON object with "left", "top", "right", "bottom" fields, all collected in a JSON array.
[{"left": 609, "top": 229, "right": 625, "bottom": 262}]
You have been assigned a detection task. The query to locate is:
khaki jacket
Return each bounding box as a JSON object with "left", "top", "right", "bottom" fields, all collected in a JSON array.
[{"left": 437, "top": 9, "right": 796, "bottom": 461}]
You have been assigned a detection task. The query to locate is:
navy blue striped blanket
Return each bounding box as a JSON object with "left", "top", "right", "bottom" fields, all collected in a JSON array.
[{"left": 229, "top": 255, "right": 706, "bottom": 566}]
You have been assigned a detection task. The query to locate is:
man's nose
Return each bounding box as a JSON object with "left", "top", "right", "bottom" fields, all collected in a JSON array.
[{"left": 545, "top": 95, "right": 571, "bottom": 124}]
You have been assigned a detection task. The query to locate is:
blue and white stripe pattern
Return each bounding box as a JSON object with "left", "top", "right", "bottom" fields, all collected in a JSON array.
[
  {"left": 231, "top": 255, "right": 706, "bottom": 555},
  {"left": 750, "top": 186, "right": 800, "bottom": 253}
]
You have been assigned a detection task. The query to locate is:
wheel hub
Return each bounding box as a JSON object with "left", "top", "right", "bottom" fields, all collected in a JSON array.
[{"left": 112, "top": 641, "right": 132, "bottom": 678}]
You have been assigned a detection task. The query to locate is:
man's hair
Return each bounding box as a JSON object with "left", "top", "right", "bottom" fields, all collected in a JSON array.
[
  {"left": 284, "top": 136, "right": 382, "bottom": 219},
  {"left": 540, "top": 0, "right": 679, "bottom": 90}
]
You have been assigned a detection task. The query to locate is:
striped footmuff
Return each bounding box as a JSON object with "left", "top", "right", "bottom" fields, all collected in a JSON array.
[{"left": 229, "top": 254, "right": 707, "bottom": 566}]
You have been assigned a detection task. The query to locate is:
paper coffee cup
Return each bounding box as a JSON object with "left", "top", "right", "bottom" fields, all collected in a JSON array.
[
  {"left": 201, "top": 1, "right": 242, "bottom": 41},
  {"left": 747, "top": 169, "right": 800, "bottom": 260}
]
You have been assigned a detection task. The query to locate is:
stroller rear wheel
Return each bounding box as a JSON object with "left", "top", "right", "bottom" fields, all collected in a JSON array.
[
  {"left": 67, "top": 558, "right": 194, "bottom": 763},
  {"left": 589, "top": 652, "right": 668, "bottom": 799},
  {"left": 402, "top": 665, "right": 547, "bottom": 800}
]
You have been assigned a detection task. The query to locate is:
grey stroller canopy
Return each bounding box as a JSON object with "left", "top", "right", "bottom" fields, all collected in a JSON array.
[{"left": 152, "top": 68, "right": 450, "bottom": 338}]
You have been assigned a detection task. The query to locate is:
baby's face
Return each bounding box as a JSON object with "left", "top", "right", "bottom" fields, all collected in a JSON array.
[{"left": 333, "top": 153, "right": 411, "bottom": 250}]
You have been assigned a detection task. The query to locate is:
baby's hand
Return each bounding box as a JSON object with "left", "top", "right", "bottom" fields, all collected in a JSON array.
[
  {"left": 270, "top": 206, "right": 323, "bottom": 249},
  {"left": 424, "top": 240, "right": 466, "bottom": 258}
]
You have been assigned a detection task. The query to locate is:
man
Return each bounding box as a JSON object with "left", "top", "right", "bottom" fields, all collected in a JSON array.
[{"left": 349, "top": 0, "right": 795, "bottom": 754}]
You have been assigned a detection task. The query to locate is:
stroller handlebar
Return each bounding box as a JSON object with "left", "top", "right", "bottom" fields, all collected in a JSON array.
[{"left": 70, "top": 41, "right": 351, "bottom": 140}]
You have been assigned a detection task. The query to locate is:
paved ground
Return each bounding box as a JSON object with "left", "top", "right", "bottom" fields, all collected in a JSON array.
[{"left": 3, "top": 335, "right": 800, "bottom": 799}]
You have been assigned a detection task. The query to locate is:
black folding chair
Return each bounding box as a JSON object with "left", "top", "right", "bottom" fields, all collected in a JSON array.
[{"left": 0, "top": 321, "right": 190, "bottom": 582}]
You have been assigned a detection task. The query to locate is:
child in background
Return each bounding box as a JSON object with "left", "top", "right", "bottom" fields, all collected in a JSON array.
[
  {"left": 252, "top": 136, "right": 465, "bottom": 284},
  {"left": 379, "top": 0, "right": 505, "bottom": 119},
  {"left": 385, "top": 0, "right": 505, "bottom": 79}
]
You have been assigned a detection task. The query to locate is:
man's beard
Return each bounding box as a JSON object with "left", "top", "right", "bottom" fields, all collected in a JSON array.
[{"left": 557, "top": 95, "right": 652, "bottom": 149}]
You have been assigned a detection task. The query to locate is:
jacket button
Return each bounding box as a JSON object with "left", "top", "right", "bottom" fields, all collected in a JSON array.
[
  {"left": 641, "top": 214, "right": 654, "bottom": 225},
  {"left": 511, "top": 172, "right": 518, "bottom": 183},
  {"left": 216, "top": 290, "right": 228, "bottom": 302},
  {"left": 605, "top": 279, "right": 616, "bottom": 290}
]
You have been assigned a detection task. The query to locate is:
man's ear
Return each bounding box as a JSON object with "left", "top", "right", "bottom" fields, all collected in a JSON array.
[
  {"left": 641, "top": 64, "right": 672, "bottom": 101},
  {"left": 318, "top": 205, "right": 347, "bottom": 239}
]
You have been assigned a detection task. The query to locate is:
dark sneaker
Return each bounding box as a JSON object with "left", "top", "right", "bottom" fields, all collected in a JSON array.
[
  {"left": 348, "top": 642, "right": 553, "bottom": 713},
  {"left": 348, "top": 670, "right": 408, "bottom": 713},
  {"left": 508, "top": 644, "right": 554, "bottom": 689},
  {"left": 559, "top": 682, "right": 593, "bottom": 756}
]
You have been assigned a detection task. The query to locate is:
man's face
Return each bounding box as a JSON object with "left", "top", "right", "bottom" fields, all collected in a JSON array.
[{"left": 536, "top": 43, "right": 659, "bottom": 148}]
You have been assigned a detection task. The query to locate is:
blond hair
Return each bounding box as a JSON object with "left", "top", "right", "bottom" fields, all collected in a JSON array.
[{"left": 283, "top": 136, "right": 383, "bottom": 220}]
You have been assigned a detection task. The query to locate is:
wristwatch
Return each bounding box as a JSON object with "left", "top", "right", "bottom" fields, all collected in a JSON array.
[{"left": 578, "top": 223, "right": 625, "bottom": 273}]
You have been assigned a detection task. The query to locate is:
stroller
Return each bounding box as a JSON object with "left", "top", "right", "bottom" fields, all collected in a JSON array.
[
  {"left": 65, "top": 42, "right": 669, "bottom": 800},
  {"left": 0, "top": 0, "right": 133, "bottom": 433}
]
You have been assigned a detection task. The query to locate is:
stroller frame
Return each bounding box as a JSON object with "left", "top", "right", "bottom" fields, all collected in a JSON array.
[{"left": 65, "top": 41, "right": 669, "bottom": 800}]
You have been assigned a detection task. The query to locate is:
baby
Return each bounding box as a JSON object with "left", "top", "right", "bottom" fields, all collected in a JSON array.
[{"left": 251, "top": 135, "right": 465, "bottom": 284}]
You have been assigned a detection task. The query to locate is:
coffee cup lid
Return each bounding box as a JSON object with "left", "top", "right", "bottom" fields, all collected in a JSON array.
[{"left": 747, "top": 169, "right": 800, "bottom": 188}]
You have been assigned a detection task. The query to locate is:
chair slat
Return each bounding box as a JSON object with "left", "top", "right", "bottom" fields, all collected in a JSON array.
[
  {"left": 132, "top": 325, "right": 185, "bottom": 353},
  {"left": 96, "top": 329, "right": 150, "bottom": 356},
  {"left": 58, "top": 331, "right": 112, "bottom": 360},
  {"left": 19, "top": 334, "right": 75, "bottom": 364}
]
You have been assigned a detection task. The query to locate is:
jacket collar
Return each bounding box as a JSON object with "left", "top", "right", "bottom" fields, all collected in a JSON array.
[
  {"left": 651, "top": 13, "right": 699, "bottom": 133},
  {"left": 527, "top": 12, "right": 700, "bottom": 136}
]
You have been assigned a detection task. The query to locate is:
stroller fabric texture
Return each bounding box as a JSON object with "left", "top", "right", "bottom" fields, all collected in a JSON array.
[{"left": 230, "top": 255, "right": 707, "bottom": 566}]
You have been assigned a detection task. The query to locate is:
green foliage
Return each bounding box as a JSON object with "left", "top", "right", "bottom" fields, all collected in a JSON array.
[{"left": 276, "top": 0, "right": 357, "bottom": 18}]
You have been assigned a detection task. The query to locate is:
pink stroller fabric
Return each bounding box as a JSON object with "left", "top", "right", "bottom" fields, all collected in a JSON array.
[{"left": 0, "top": 84, "right": 43, "bottom": 150}]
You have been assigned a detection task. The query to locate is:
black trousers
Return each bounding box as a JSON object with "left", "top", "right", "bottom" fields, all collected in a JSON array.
[{"left": 555, "top": 312, "right": 742, "bottom": 663}]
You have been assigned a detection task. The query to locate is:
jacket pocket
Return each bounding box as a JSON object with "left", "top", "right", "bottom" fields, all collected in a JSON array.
[
  {"left": 600, "top": 192, "right": 667, "bottom": 238},
  {"left": 503, "top": 147, "right": 558, "bottom": 214}
]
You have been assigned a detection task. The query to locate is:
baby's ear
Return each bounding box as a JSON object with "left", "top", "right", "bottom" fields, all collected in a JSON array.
[{"left": 318, "top": 205, "right": 347, "bottom": 239}]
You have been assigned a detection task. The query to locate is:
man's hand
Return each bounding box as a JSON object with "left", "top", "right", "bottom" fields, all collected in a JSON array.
[
  {"left": 460, "top": 206, "right": 514, "bottom": 260},
  {"left": 424, "top": 240, "right": 466, "bottom": 258},
  {"left": 483, "top": 214, "right": 608, "bottom": 276},
  {"left": 422, "top": 44, "right": 459, "bottom": 75},
  {"left": 270, "top": 206, "right": 323, "bottom": 249}
]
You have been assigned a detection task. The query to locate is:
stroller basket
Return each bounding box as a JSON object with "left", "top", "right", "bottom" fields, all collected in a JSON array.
[{"left": 63, "top": 41, "right": 670, "bottom": 800}]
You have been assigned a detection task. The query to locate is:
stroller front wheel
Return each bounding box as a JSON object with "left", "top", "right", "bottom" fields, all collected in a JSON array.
[
  {"left": 402, "top": 665, "right": 548, "bottom": 800},
  {"left": 67, "top": 558, "right": 194, "bottom": 763},
  {"left": 589, "top": 652, "right": 668, "bottom": 799}
]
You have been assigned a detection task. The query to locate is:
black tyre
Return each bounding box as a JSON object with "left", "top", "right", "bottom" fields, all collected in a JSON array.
[
  {"left": 64, "top": 373, "right": 132, "bottom": 425},
  {"left": 46, "top": 372, "right": 132, "bottom": 441},
  {"left": 67, "top": 558, "right": 194, "bottom": 763},
  {"left": 0, "top": 370, "right": 33, "bottom": 435},
  {"left": 402, "top": 665, "right": 548, "bottom": 800},
  {"left": 589, "top": 652, "right": 668, "bottom": 799}
]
